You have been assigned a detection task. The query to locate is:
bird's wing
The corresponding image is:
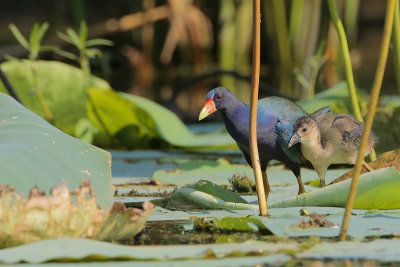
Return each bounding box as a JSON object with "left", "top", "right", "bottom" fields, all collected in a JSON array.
[{"left": 276, "top": 120, "right": 303, "bottom": 164}]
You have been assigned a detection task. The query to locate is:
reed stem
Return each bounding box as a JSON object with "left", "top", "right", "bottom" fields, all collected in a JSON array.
[
  {"left": 339, "top": 0, "right": 396, "bottom": 241},
  {"left": 250, "top": 0, "right": 267, "bottom": 217},
  {"left": 328, "top": 0, "right": 363, "bottom": 122}
]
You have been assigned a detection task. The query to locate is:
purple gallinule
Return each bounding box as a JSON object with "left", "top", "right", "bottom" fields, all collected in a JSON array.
[
  {"left": 288, "top": 113, "right": 378, "bottom": 187},
  {"left": 199, "top": 87, "right": 332, "bottom": 197}
]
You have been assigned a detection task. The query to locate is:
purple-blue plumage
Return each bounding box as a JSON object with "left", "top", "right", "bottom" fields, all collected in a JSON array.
[{"left": 199, "top": 87, "right": 331, "bottom": 195}]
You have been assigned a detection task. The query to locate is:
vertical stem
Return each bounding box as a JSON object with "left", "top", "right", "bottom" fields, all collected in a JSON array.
[
  {"left": 327, "top": 0, "right": 363, "bottom": 122},
  {"left": 328, "top": 0, "right": 377, "bottom": 161},
  {"left": 272, "top": 0, "right": 293, "bottom": 96},
  {"left": 29, "top": 61, "right": 54, "bottom": 124},
  {"left": 289, "top": 0, "right": 304, "bottom": 45},
  {"left": 250, "top": 0, "right": 267, "bottom": 216},
  {"left": 80, "top": 52, "right": 90, "bottom": 88},
  {"left": 339, "top": 0, "right": 396, "bottom": 241},
  {"left": 392, "top": 0, "right": 400, "bottom": 93},
  {"left": 344, "top": 0, "right": 360, "bottom": 47}
]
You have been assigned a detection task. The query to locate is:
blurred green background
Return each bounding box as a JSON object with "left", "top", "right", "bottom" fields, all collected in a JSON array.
[{"left": 0, "top": 0, "right": 398, "bottom": 151}]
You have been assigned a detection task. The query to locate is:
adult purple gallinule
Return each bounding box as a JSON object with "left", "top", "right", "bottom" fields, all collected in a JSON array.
[
  {"left": 199, "top": 87, "right": 332, "bottom": 197},
  {"left": 288, "top": 113, "right": 378, "bottom": 187}
]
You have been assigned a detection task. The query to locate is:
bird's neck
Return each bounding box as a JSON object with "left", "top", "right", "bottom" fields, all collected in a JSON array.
[
  {"left": 301, "top": 131, "right": 332, "bottom": 162},
  {"left": 221, "top": 103, "right": 249, "bottom": 145}
]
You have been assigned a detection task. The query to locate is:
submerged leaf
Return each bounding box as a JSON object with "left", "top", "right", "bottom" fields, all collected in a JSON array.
[{"left": 0, "top": 181, "right": 152, "bottom": 248}]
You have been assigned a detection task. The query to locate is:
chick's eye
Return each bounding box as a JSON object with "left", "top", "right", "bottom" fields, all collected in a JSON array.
[
  {"left": 215, "top": 95, "right": 222, "bottom": 100},
  {"left": 302, "top": 127, "right": 308, "bottom": 133}
]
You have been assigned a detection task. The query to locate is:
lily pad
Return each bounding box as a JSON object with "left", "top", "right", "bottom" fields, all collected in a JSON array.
[
  {"left": 0, "top": 92, "right": 113, "bottom": 210},
  {"left": 269, "top": 167, "right": 400, "bottom": 210},
  {"left": 0, "top": 238, "right": 298, "bottom": 264}
]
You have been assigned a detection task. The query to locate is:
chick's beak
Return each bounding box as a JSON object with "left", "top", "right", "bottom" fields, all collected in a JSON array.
[
  {"left": 288, "top": 132, "right": 301, "bottom": 148},
  {"left": 199, "top": 98, "right": 216, "bottom": 121}
]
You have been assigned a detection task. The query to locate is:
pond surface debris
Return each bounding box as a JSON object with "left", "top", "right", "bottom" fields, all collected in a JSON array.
[{"left": 294, "top": 213, "right": 336, "bottom": 229}]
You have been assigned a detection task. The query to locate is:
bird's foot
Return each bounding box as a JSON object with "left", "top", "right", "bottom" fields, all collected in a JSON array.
[
  {"left": 362, "top": 161, "right": 374, "bottom": 172},
  {"left": 297, "top": 188, "right": 306, "bottom": 195}
]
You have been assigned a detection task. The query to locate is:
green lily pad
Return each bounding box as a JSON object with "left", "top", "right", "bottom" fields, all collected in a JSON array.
[
  {"left": 269, "top": 167, "right": 400, "bottom": 210},
  {"left": 0, "top": 92, "right": 113, "bottom": 210}
]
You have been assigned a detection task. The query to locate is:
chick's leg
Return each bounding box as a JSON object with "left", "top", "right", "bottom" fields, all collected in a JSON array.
[
  {"left": 292, "top": 167, "right": 305, "bottom": 195},
  {"left": 262, "top": 171, "right": 270, "bottom": 200},
  {"left": 315, "top": 166, "right": 327, "bottom": 188}
]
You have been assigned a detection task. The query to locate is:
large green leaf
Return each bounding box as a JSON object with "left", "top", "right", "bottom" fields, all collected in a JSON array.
[
  {"left": 269, "top": 167, "right": 400, "bottom": 209},
  {"left": 0, "top": 60, "right": 111, "bottom": 135},
  {"left": 119, "top": 92, "right": 236, "bottom": 149},
  {"left": 87, "top": 88, "right": 158, "bottom": 148},
  {"left": 87, "top": 88, "right": 236, "bottom": 149},
  {"left": 0, "top": 92, "right": 113, "bottom": 210}
]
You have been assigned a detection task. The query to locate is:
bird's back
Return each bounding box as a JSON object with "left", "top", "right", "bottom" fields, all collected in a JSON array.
[
  {"left": 318, "top": 113, "right": 377, "bottom": 162},
  {"left": 257, "top": 96, "right": 308, "bottom": 123}
]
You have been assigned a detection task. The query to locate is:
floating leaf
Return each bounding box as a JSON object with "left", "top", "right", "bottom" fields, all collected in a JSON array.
[
  {"left": 269, "top": 167, "right": 400, "bottom": 210},
  {"left": 0, "top": 238, "right": 297, "bottom": 264},
  {"left": 0, "top": 92, "right": 113, "bottom": 210}
]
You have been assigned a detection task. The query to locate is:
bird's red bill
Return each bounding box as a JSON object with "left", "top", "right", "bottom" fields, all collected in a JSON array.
[{"left": 199, "top": 98, "right": 217, "bottom": 121}]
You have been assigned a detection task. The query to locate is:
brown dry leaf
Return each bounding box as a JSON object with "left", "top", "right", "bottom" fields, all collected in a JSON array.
[
  {"left": 0, "top": 181, "right": 153, "bottom": 248},
  {"left": 330, "top": 148, "right": 400, "bottom": 185}
]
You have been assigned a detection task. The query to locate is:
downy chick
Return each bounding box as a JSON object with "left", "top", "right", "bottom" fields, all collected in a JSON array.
[{"left": 288, "top": 113, "right": 377, "bottom": 187}]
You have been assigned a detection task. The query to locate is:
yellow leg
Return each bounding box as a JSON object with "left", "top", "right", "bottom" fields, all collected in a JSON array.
[
  {"left": 362, "top": 160, "right": 375, "bottom": 172},
  {"left": 292, "top": 168, "right": 306, "bottom": 194},
  {"left": 296, "top": 174, "right": 306, "bottom": 195},
  {"left": 262, "top": 171, "right": 270, "bottom": 200}
]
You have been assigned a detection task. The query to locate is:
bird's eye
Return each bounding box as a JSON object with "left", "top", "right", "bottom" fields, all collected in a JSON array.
[
  {"left": 215, "top": 95, "right": 222, "bottom": 100},
  {"left": 302, "top": 127, "right": 308, "bottom": 132}
]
